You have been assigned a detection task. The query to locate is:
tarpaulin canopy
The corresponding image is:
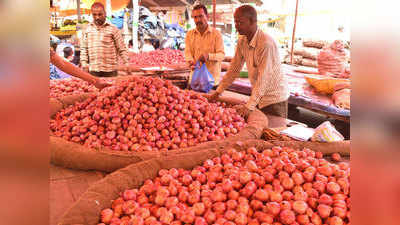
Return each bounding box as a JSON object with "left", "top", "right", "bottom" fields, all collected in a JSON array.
[
  {"left": 82, "top": 0, "right": 130, "bottom": 11},
  {"left": 52, "top": 0, "right": 91, "bottom": 16},
  {"left": 140, "top": 0, "right": 262, "bottom": 8},
  {"left": 52, "top": 0, "right": 130, "bottom": 16}
]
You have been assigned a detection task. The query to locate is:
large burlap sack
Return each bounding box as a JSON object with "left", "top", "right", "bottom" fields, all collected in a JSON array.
[
  {"left": 50, "top": 93, "right": 93, "bottom": 118},
  {"left": 58, "top": 148, "right": 222, "bottom": 225},
  {"left": 334, "top": 81, "right": 351, "bottom": 92},
  {"left": 318, "top": 40, "right": 348, "bottom": 76},
  {"left": 271, "top": 140, "right": 350, "bottom": 156},
  {"left": 283, "top": 54, "right": 303, "bottom": 65},
  {"left": 303, "top": 38, "right": 328, "bottom": 49},
  {"left": 332, "top": 88, "right": 351, "bottom": 109},
  {"left": 292, "top": 47, "right": 320, "bottom": 60},
  {"left": 58, "top": 138, "right": 349, "bottom": 225},
  {"left": 50, "top": 94, "right": 269, "bottom": 172},
  {"left": 50, "top": 136, "right": 159, "bottom": 172},
  {"left": 301, "top": 58, "right": 318, "bottom": 68}
]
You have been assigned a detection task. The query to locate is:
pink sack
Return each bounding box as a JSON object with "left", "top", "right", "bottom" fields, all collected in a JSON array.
[{"left": 318, "top": 40, "right": 347, "bottom": 76}]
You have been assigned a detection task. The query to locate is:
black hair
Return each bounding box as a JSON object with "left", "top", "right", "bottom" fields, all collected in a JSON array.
[
  {"left": 236, "top": 5, "right": 257, "bottom": 22},
  {"left": 91, "top": 2, "right": 105, "bottom": 10},
  {"left": 129, "top": 39, "right": 133, "bottom": 47},
  {"left": 63, "top": 46, "right": 73, "bottom": 58},
  {"left": 50, "top": 42, "right": 58, "bottom": 51},
  {"left": 193, "top": 4, "right": 208, "bottom": 16}
]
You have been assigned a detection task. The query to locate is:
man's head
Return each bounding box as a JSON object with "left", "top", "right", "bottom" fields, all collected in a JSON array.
[
  {"left": 234, "top": 5, "right": 258, "bottom": 36},
  {"left": 192, "top": 4, "right": 208, "bottom": 31},
  {"left": 91, "top": 2, "right": 106, "bottom": 26},
  {"left": 63, "top": 46, "right": 73, "bottom": 58}
]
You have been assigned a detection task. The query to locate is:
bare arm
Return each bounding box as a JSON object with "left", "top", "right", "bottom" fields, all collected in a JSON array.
[{"left": 50, "top": 49, "right": 109, "bottom": 89}]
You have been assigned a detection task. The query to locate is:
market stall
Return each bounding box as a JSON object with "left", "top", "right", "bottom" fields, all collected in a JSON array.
[
  {"left": 225, "top": 64, "right": 350, "bottom": 123},
  {"left": 49, "top": 75, "right": 350, "bottom": 225},
  {"left": 49, "top": 1, "right": 350, "bottom": 225}
]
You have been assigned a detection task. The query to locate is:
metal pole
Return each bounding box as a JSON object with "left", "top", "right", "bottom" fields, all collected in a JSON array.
[
  {"left": 77, "top": 0, "right": 81, "bottom": 22},
  {"left": 290, "top": 0, "right": 299, "bottom": 65},
  {"left": 132, "top": 0, "right": 139, "bottom": 52},
  {"left": 213, "top": 0, "right": 216, "bottom": 28}
]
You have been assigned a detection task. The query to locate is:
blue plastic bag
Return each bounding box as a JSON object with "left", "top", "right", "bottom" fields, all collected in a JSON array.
[{"left": 190, "top": 61, "right": 215, "bottom": 93}]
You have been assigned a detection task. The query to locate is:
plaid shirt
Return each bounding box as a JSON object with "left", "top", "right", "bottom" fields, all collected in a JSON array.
[
  {"left": 81, "top": 22, "right": 129, "bottom": 72},
  {"left": 217, "top": 29, "right": 289, "bottom": 110}
]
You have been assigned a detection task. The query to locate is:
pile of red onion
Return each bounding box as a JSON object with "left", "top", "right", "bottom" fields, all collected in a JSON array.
[
  {"left": 98, "top": 146, "right": 350, "bottom": 225},
  {"left": 50, "top": 77, "right": 246, "bottom": 151},
  {"left": 50, "top": 78, "right": 98, "bottom": 98},
  {"left": 129, "top": 49, "right": 185, "bottom": 68}
]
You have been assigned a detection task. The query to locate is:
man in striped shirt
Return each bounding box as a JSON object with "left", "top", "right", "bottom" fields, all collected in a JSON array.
[
  {"left": 81, "top": 2, "right": 129, "bottom": 77},
  {"left": 208, "top": 5, "right": 289, "bottom": 118}
]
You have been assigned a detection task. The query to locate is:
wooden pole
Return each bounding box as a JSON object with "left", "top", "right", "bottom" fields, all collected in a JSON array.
[
  {"left": 213, "top": 0, "right": 216, "bottom": 28},
  {"left": 290, "top": 0, "right": 299, "bottom": 65},
  {"left": 77, "top": 0, "right": 81, "bottom": 23}
]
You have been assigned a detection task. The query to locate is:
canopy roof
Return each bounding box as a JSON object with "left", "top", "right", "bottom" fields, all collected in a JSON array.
[{"left": 140, "top": 0, "right": 262, "bottom": 8}]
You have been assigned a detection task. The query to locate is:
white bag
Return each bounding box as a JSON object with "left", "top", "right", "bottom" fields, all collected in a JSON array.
[{"left": 311, "top": 121, "right": 344, "bottom": 142}]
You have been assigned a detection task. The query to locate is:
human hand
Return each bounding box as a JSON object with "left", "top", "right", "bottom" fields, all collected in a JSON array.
[
  {"left": 233, "top": 104, "right": 252, "bottom": 119},
  {"left": 205, "top": 91, "right": 221, "bottom": 102},
  {"left": 93, "top": 78, "right": 111, "bottom": 90},
  {"left": 187, "top": 60, "right": 196, "bottom": 70},
  {"left": 198, "top": 53, "right": 209, "bottom": 63}
]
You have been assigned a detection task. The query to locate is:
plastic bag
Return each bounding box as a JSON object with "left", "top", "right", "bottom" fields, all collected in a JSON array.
[
  {"left": 190, "top": 61, "right": 215, "bottom": 93},
  {"left": 311, "top": 121, "right": 344, "bottom": 142}
]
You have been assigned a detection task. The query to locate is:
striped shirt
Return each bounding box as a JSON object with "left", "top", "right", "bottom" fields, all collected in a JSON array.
[
  {"left": 216, "top": 29, "right": 289, "bottom": 110},
  {"left": 81, "top": 22, "right": 129, "bottom": 72},
  {"left": 184, "top": 26, "right": 225, "bottom": 84}
]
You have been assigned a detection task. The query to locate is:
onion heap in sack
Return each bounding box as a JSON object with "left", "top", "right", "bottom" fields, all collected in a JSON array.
[
  {"left": 50, "top": 77, "right": 246, "bottom": 151},
  {"left": 98, "top": 146, "right": 350, "bottom": 225}
]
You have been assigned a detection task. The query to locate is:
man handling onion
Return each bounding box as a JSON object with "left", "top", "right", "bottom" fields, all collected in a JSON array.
[{"left": 207, "top": 5, "right": 289, "bottom": 119}]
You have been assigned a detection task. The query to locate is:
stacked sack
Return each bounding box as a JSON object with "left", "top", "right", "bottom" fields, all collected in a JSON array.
[
  {"left": 283, "top": 38, "right": 329, "bottom": 68},
  {"left": 318, "top": 40, "right": 349, "bottom": 78},
  {"left": 332, "top": 81, "right": 351, "bottom": 110}
]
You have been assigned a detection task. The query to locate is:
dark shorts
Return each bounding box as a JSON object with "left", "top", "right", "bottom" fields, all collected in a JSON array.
[
  {"left": 260, "top": 100, "right": 289, "bottom": 118},
  {"left": 90, "top": 71, "right": 117, "bottom": 77}
]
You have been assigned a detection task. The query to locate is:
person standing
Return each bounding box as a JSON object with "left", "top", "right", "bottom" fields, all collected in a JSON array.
[
  {"left": 63, "top": 46, "right": 75, "bottom": 64},
  {"left": 208, "top": 5, "right": 289, "bottom": 118},
  {"left": 81, "top": 2, "right": 130, "bottom": 77},
  {"left": 184, "top": 4, "right": 225, "bottom": 85}
]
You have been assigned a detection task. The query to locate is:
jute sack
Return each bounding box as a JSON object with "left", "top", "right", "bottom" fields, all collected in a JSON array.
[
  {"left": 58, "top": 137, "right": 350, "bottom": 225},
  {"left": 270, "top": 140, "right": 350, "bottom": 156},
  {"left": 58, "top": 139, "right": 268, "bottom": 225},
  {"left": 58, "top": 148, "right": 222, "bottom": 225},
  {"left": 50, "top": 94, "right": 269, "bottom": 172}
]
